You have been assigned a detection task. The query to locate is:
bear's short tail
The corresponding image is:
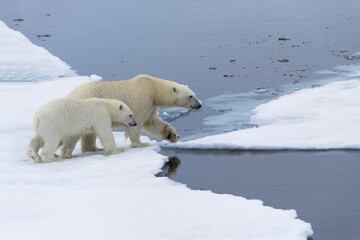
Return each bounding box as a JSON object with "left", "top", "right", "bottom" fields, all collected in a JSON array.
[{"left": 27, "top": 136, "right": 43, "bottom": 163}]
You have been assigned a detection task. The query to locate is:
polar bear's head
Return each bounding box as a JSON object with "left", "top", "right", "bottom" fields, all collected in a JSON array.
[
  {"left": 172, "top": 84, "right": 202, "bottom": 110},
  {"left": 114, "top": 102, "right": 137, "bottom": 127}
]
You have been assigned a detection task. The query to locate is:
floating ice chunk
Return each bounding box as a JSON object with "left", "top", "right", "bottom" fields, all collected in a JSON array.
[
  {"left": 158, "top": 108, "right": 190, "bottom": 122},
  {"left": 351, "top": 52, "right": 360, "bottom": 57},
  {"left": 255, "top": 87, "right": 269, "bottom": 93},
  {"left": 90, "top": 74, "right": 102, "bottom": 81}
]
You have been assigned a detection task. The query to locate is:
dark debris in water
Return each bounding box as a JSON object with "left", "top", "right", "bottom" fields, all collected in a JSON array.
[
  {"left": 37, "top": 34, "right": 51, "bottom": 38},
  {"left": 13, "top": 18, "right": 24, "bottom": 22},
  {"left": 278, "top": 59, "right": 290, "bottom": 63},
  {"left": 278, "top": 37, "right": 291, "bottom": 41},
  {"left": 213, "top": 108, "right": 232, "bottom": 113},
  {"left": 242, "top": 123, "right": 259, "bottom": 128}
]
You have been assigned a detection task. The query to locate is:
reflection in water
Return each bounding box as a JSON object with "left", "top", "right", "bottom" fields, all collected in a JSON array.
[{"left": 156, "top": 156, "right": 181, "bottom": 177}]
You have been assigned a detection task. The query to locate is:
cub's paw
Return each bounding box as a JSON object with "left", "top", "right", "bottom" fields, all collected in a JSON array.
[
  {"left": 163, "top": 126, "right": 180, "bottom": 143},
  {"left": 33, "top": 156, "right": 41, "bottom": 163}
]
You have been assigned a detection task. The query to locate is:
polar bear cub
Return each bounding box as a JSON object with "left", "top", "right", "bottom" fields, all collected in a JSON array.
[{"left": 27, "top": 98, "right": 137, "bottom": 163}]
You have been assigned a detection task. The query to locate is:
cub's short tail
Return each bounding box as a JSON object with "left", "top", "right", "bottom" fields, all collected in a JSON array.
[{"left": 27, "top": 136, "right": 43, "bottom": 163}]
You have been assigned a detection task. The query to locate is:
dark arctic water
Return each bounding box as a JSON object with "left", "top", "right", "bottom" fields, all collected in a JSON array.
[{"left": 1, "top": 1, "right": 360, "bottom": 239}]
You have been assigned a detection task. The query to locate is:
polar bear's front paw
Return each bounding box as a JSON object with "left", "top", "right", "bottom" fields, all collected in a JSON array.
[{"left": 163, "top": 126, "right": 180, "bottom": 143}]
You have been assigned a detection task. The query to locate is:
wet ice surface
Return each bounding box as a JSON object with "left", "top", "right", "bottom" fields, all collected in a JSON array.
[
  {"left": 161, "top": 62, "right": 360, "bottom": 141},
  {"left": 200, "top": 63, "right": 360, "bottom": 137},
  {"left": 164, "top": 78, "right": 360, "bottom": 150}
]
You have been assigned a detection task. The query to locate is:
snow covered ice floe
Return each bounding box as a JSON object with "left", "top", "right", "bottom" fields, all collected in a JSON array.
[
  {"left": 164, "top": 73, "right": 360, "bottom": 150},
  {"left": 0, "top": 21, "right": 76, "bottom": 82},
  {"left": 0, "top": 20, "right": 312, "bottom": 240}
]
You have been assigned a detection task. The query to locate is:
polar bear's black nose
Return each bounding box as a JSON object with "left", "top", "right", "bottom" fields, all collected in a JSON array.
[
  {"left": 129, "top": 121, "right": 137, "bottom": 127},
  {"left": 191, "top": 103, "right": 202, "bottom": 109},
  {"left": 190, "top": 98, "right": 202, "bottom": 109}
]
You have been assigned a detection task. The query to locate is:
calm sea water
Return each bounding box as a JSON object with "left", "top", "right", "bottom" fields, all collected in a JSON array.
[{"left": 1, "top": 1, "right": 360, "bottom": 239}]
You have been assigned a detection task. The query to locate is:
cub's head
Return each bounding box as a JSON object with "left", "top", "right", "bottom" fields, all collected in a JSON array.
[
  {"left": 115, "top": 103, "right": 137, "bottom": 127},
  {"left": 172, "top": 84, "right": 202, "bottom": 110}
]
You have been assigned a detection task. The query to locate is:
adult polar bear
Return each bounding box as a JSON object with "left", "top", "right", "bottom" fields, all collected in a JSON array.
[{"left": 67, "top": 74, "right": 202, "bottom": 151}]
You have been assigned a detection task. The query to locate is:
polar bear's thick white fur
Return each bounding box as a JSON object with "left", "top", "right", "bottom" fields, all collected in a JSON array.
[
  {"left": 27, "top": 98, "right": 137, "bottom": 163},
  {"left": 67, "top": 74, "right": 201, "bottom": 150}
]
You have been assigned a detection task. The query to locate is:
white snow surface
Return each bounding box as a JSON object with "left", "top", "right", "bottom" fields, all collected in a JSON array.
[
  {"left": 165, "top": 78, "right": 360, "bottom": 150},
  {"left": 0, "top": 21, "right": 76, "bottom": 82},
  {"left": 0, "top": 20, "right": 312, "bottom": 240}
]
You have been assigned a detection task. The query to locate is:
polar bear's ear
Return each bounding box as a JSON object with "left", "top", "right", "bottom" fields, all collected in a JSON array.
[
  {"left": 119, "top": 104, "right": 123, "bottom": 110},
  {"left": 172, "top": 87, "right": 177, "bottom": 93}
]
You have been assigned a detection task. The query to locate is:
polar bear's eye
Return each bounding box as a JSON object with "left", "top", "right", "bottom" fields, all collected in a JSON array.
[
  {"left": 119, "top": 105, "right": 123, "bottom": 110},
  {"left": 189, "top": 95, "right": 193, "bottom": 99}
]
